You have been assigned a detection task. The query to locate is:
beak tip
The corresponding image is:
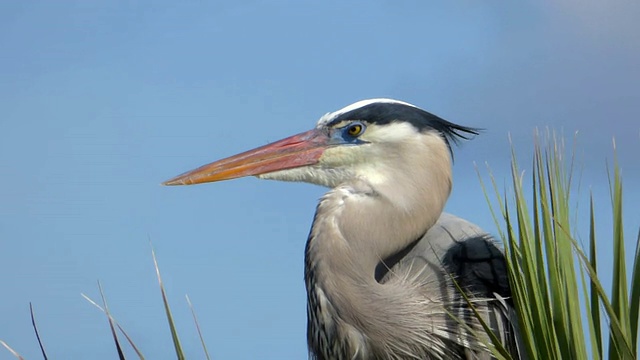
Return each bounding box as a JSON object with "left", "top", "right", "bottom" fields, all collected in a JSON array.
[{"left": 162, "top": 177, "right": 189, "bottom": 186}]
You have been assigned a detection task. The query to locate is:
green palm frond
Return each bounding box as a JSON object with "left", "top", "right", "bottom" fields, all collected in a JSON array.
[{"left": 481, "top": 131, "right": 639, "bottom": 359}]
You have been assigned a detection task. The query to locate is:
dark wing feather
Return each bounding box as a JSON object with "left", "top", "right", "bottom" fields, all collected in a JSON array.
[{"left": 381, "top": 213, "right": 525, "bottom": 360}]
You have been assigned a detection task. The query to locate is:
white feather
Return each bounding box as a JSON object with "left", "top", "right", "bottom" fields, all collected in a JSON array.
[{"left": 317, "top": 98, "right": 419, "bottom": 127}]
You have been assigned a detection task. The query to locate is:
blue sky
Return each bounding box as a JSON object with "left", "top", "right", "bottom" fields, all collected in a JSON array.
[{"left": 1, "top": 1, "right": 639, "bottom": 359}]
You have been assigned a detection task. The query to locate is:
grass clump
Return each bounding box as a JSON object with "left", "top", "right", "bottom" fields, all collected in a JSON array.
[{"left": 480, "top": 131, "right": 639, "bottom": 359}]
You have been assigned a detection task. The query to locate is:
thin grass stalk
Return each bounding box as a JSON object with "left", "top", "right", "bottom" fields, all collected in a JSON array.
[
  {"left": 98, "top": 281, "right": 126, "bottom": 360},
  {"left": 475, "top": 163, "right": 506, "bottom": 241},
  {"left": 608, "top": 150, "right": 630, "bottom": 360},
  {"left": 82, "top": 293, "right": 146, "bottom": 360},
  {"left": 186, "top": 295, "right": 212, "bottom": 360},
  {"left": 0, "top": 340, "right": 25, "bottom": 360},
  {"left": 588, "top": 195, "right": 603, "bottom": 359},
  {"left": 629, "top": 228, "right": 640, "bottom": 356},
  {"left": 151, "top": 247, "right": 186, "bottom": 360},
  {"left": 579, "top": 251, "right": 600, "bottom": 360},
  {"left": 29, "top": 303, "right": 48, "bottom": 360},
  {"left": 445, "top": 273, "right": 512, "bottom": 360}
]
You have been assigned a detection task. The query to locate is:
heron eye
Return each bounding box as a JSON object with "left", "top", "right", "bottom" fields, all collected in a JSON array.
[{"left": 346, "top": 123, "right": 364, "bottom": 137}]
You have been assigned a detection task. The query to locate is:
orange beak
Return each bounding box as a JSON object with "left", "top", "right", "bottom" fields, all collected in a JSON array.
[{"left": 163, "top": 129, "right": 329, "bottom": 186}]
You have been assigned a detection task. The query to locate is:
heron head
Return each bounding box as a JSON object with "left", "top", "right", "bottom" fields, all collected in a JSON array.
[{"left": 163, "top": 99, "right": 478, "bottom": 188}]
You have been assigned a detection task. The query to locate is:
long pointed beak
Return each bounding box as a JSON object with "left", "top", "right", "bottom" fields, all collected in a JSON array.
[{"left": 163, "top": 128, "right": 329, "bottom": 185}]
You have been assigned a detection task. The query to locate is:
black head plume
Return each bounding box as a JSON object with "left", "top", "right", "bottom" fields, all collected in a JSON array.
[{"left": 328, "top": 100, "right": 480, "bottom": 156}]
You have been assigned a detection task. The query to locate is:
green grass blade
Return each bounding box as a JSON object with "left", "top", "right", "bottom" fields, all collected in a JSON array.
[
  {"left": 503, "top": 202, "right": 539, "bottom": 359},
  {"left": 481, "top": 131, "right": 639, "bottom": 360},
  {"left": 151, "top": 247, "right": 185, "bottom": 360},
  {"left": 588, "top": 195, "right": 602, "bottom": 359},
  {"left": 608, "top": 146, "right": 630, "bottom": 360},
  {"left": 475, "top": 162, "right": 506, "bottom": 240},
  {"left": 579, "top": 254, "right": 600, "bottom": 360},
  {"left": 186, "top": 295, "right": 212, "bottom": 360},
  {"left": 98, "top": 281, "right": 126, "bottom": 360},
  {"left": 630, "top": 228, "right": 640, "bottom": 356},
  {"left": 566, "top": 234, "right": 634, "bottom": 358},
  {"left": 82, "top": 294, "right": 146, "bottom": 360},
  {"left": 550, "top": 136, "right": 588, "bottom": 359}
]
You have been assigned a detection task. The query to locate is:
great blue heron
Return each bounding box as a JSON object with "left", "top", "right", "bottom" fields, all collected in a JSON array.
[{"left": 164, "top": 99, "right": 522, "bottom": 359}]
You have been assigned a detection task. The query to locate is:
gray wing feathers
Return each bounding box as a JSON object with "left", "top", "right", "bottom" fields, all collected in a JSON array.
[{"left": 388, "top": 213, "right": 524, "bottom": 359}]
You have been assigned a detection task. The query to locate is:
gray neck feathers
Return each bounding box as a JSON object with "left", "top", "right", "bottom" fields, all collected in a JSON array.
[{"left": 304, "top": 147, "right": 455, "bottom": 359}]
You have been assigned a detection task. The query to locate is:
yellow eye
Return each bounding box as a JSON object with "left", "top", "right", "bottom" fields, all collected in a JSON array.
[{"left": 347, "top": 123, "right": 364, "bottom": 137}]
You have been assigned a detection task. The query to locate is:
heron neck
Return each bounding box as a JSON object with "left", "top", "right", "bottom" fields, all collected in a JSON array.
[
  {"left": 306, "top": 170, "right": 450, "bottom": 286},
  {"left": 304, "top": 166, "right": 452, "bottom": 357}
]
